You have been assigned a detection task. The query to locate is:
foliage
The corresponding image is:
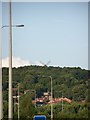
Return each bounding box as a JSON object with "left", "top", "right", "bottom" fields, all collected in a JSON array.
[
  {"left": 19, "top": 93, "right": 36, "bottom": 119},
  {"left": 2, "top": 66, "right": 89, "bottom": 118}
]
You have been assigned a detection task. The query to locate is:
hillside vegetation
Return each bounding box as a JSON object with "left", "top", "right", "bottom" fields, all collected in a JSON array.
[
  {"left": 3, "top": 66, "right": 88, "bottom": 101},
  {"left": 2, "top": 66, "right": 89, "bottom": 119}
]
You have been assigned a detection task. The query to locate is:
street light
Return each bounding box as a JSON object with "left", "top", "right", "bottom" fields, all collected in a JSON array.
[
  {"left": 40, "top": 75, "right": 53, "bottom": 120},
  {"left": 0, "top": 1, "right": 24, "bottom": 119},
  {"left": 2, "top": 24, "right": 24, "bottom": 28},
  {"left": 8, "top": 18, "right": 24, "bottom": 118},
  {"left": 8, "top": 0, "right": 24, "bottom": 118},
  {"left": 17, "top": 83, "right": 20, "bottom": 120}
]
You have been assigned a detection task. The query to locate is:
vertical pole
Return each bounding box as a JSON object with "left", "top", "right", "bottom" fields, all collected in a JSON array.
[
  {"left": 0, "top": 6, "right": 3, "bottom": 119},
  {"left": 18, "top": 83, "right": 19, "bottom": 120},
  {"left": 50, "top": 76, "right": 53, "bottom": 120},
  {"left": 62, "top": 92, "right": 63, "bottom": 112},
  {"left": 9, "top": 0, "right": 13, "bottom": 119}
]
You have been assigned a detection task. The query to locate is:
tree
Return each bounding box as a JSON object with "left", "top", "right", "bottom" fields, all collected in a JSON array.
[{"left": 19, "top": 93, "right": 36, "bottom": 119}]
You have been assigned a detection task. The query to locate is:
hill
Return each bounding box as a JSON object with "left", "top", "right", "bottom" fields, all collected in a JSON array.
[{"left": 2, "top": 66, "right": 88, "bottom": 101}]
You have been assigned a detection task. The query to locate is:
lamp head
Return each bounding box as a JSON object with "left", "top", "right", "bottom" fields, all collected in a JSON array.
[{"left": 16, "top": 25, "right": 24, "bottom": 27}]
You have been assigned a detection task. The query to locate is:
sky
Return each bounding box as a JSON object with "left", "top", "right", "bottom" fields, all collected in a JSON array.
[
  {"left": 0, "top": 1, "right": 88, "bottom": 69},
  {"left": 1, "top": 0, "right": 89, "bottom": 2}
]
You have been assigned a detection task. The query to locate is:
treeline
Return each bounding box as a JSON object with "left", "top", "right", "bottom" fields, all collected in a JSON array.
[
  {"left": 2, "top": 65, "right": 89, "bottom": 119},
  {"left": 2, "top": 66, "right": 88, "bottom": 101}
]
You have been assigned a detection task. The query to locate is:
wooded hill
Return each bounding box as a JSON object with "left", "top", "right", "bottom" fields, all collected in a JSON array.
[{"left": 2, "top": 66, "right": 88, "bottom": 102}]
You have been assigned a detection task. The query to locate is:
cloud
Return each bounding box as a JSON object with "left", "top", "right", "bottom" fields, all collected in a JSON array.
[
  {"left": 2, "top": 57, "right": 50, "bottom": 68},
  {"left": 2, "top": 56, "right": 31, "bottom": 68}
]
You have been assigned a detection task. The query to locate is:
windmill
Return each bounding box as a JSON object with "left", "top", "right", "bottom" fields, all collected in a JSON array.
[{"left": 39, "top": 60, "right": 51, "bottom": 66}]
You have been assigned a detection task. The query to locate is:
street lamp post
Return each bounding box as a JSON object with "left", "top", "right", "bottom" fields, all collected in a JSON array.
[
  {"left": 9, "top": 1, "right": 13, "bottom": 118},
  {"left": 1, "top": 38, "right": 23, "bottom": 119},
  {"left": 50, "top": 76, "right": 53, "bottom": 120},
  {"left": 42, "top": 76, "right": 53, "bottom": 120},
  {"left": 9, "top": 0, "right": 24, "bottom": 118},
  {"left": 0, "top": 1, "right": 24, "bottom": 119},
  {"left": 18, "top": 83, "right": 20, "bottom": 120},
  {"left": 8, "top": 21, "right": 24, "bottom": 118}
]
